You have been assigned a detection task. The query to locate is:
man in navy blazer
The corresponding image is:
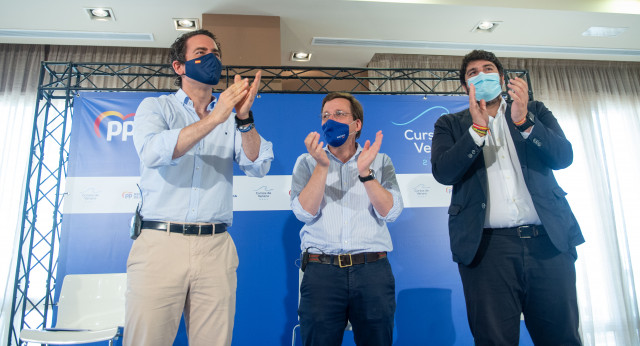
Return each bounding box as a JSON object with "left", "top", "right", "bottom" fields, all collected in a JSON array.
[{"left": 431, "top": 50, "right": 584, "bottom": 345}]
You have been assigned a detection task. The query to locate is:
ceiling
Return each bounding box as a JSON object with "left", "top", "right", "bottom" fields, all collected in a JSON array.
[{"left": 1, "top": 0, "right": 639, "bottom": 67}]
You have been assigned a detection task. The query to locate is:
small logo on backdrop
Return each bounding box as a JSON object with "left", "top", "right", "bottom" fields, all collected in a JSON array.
[
  {"left": 254, "top": 186, "right": 274, "bottom": 200},
  {"left": 121, "top": 191, "right": 141, "bottom": 200},
  {"left": 94, "top": 111, "right": 136, "bottom": 142},
  {"left": 445, "top": 186, "right": 453, "bottom": 194},
  {"left": 412, "top": 184, "right": 430, "bottom": 198},
  {"left": 390, "top": 106, "right": 450, "bottom": 164},
  {"left": 81, "top": 187, "right": 101, "bottom": 201}
]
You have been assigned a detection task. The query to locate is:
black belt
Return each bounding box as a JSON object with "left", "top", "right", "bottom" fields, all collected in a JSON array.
[
  {"left": 483, "top": 225, "right": 546, "bottom": 239},
  {"left": 141, "top": 221, "right": 226, "bottom": 236},
  {"left": 309, "top": 252, "right": 387, "bottom": 268}
]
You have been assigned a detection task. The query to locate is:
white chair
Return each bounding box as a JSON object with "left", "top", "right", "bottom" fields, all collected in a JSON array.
[
  {"left": 20, "top": 273, "right": 127, "bottom": 345},
  {"left": 292, "top": 269, "right": 351, "bottom": 346}
]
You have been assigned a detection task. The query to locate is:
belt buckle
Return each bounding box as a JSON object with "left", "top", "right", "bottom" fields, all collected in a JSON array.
[
  {"left": 182, "top": 224, "right": 201, "bottom": 236},
  {"left": 517, "top": 225, "right": 536, "bottom": 239},
  {"left": 338, "top": 254, "right": 353, "bottom": 268}
]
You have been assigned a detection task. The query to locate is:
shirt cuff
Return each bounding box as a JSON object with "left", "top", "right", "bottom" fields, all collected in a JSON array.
[{"left": 469, "top": 126, "right": 486, "bottom": 147}]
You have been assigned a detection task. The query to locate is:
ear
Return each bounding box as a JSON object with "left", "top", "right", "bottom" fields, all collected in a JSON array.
[{"left": 172, "top": 60, "right": 185, "bottom": 76}]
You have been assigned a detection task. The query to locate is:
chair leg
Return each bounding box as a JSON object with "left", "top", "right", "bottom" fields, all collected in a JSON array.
[{"left": 292, "top": 323, "right": 300, "bottom": 346}]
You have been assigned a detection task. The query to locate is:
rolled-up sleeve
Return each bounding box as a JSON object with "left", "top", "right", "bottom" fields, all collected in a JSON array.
[
  {"left": 290, "top": 155, "right": 320, "bottom": 223},
  {"left": 234, "top": 131, "right": 274, "bottom": 177},
  {"left": 373, "top": 154, "right": 403, "bottom": 222},
  {"left": 133, "top": 97, "right": 182, "bottom": 168}
]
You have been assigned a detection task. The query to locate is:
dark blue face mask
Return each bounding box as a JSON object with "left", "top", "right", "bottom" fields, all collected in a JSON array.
[
  {"left": 184, "top": 53, "right": 222, "bottom": 86},
  {"left": 322, "top": 119, "right": 353, "bottom": 147}
]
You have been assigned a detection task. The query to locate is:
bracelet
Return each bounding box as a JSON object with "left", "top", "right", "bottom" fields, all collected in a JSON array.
[
  {"left": 513, "top": 117, "right": 527, "bottom": 126},
  {"left": 472, "top": 123, "right": 488, "bottom": 136},
  {"left": 238, "top": 123, "right": 254, "bottom": 133},
  {"left": 472, "top": 127, "right": 487, "bottom": 137}
]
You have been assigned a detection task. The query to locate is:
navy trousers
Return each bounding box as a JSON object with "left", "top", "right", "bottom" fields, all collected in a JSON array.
[
  {"left": 299, "top": 257, "right": 396, "bottom": 346},
  {"left": 458, "top": 232, "right": 581, "bottom": 346}
]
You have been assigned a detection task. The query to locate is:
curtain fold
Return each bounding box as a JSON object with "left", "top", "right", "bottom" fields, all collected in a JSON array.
[
  {"left": 369, "top": 53, "right": 640, "bottom": 345},
  {"left": 0, "top": 43, "right": 170, "bottom": 343}
]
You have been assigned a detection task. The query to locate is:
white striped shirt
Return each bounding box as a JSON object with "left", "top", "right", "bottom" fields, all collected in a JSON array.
[{"left": 290, "top": 144, "right": 403, "bottom": 254}]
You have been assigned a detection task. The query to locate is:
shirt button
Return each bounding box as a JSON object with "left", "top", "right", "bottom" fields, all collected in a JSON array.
[
  {"left": 196, "top": 166, "right": 200, "bottom": 170},
  {"left": 191, "top": 209, "right": 195, "bottom": 212}
]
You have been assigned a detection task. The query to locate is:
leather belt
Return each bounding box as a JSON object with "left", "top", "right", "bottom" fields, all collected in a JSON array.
[
  {"left": 141, "top": 221, "right": 226, "bottom": 236},
  {"left": 308, "top": 252, "right": 387, "bottom": 268},
  {"left": 483, "top": 225, "right": 546, "bottom": 239}
]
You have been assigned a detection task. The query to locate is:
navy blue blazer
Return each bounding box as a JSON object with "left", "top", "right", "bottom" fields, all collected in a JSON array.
[{"left": 431, "top": 100, "right": 584, "bottom": 266}]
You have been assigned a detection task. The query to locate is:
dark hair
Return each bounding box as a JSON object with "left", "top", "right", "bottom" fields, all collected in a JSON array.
[
  {"left": 459, "top": 50, "right": 504, "bottom": 87},
  {"left": 321, "top": 92, "right": 364, "bottom": 139},
  {"left": 169, "top": 29, "right": 221, "bottom": 87}
]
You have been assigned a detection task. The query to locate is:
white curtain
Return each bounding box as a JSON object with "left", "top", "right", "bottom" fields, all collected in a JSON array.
[
  {"left": 369, "top": 53, "right": 640, "bottom": 345},
  {"left": 0, "top": 43, "right": 169, "bottom": 345}
]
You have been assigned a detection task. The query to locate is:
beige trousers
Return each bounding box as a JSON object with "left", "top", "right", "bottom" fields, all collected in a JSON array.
[{"left": 124, "top": 229, "right": 238, "bottom": 346}]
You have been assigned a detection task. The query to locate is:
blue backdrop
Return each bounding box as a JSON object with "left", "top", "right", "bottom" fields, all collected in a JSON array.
[{"left": 59, "top": 92, "right": 534, "bottom": 345}]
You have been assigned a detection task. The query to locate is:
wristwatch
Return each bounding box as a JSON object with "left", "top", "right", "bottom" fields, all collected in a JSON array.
[
  {"left": 235, "top": 110, "right": 254, "bottom": 128},
  {"left": 515, "top": 112, "right": 535, "bottom": 132},
  {"left": 358, "top": 169, "right": 375, "bottom": 183}
]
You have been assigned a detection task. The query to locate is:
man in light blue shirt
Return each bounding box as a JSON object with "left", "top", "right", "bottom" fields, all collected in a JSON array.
[
  {"left": 291, "top": 92, "right": 403, "bottom": 346},
  {"left": 125, "top": 29, "right": 273, "bottom": 346}
]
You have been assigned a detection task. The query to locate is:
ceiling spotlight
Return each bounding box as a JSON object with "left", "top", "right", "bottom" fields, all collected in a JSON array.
[
  {"left": 291, "top": 51, "right": 312, "bottom": 62},
  {"left": 174, "top": 18, "right": 200, "bottom": 31},
  {"left": 582, "top": 26, "right": 627, "bottom": 37},
  {"left": 472, "top": 21, "right": 501, "bottom": 33},
  {"left": 85, "top": 8, "right": 115, "bottom": 21}
]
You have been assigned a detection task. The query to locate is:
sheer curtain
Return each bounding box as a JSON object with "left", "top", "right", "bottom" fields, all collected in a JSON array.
[
  {"left": 370, "top": 53, "right": 640, "bottom": 345},
  {"left": 0, "top": 43, "right": 169, "bottom": 344}
]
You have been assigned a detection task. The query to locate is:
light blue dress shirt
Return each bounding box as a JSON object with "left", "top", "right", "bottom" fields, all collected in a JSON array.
[
  {"left": 133, "top": 89, "right": 273, "bottom": 225},
  {"left": 290, "top": 144, "right": 403, "bottom": 254}
]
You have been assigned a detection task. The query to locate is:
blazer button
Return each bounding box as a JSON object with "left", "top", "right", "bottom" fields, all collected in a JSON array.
[
  {"left": 468, "top": 154, "right": 473, "bottom": 158},
  {"left": 481, "top": 203, "right": 486, "bottom": 209},
  {"left": 471, "top": 149, "right": 477, "bottom": 154}
]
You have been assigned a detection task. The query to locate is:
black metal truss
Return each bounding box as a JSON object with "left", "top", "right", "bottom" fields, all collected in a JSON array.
[{"left": 7, "top": 62, "right": 531, "bottom": 345}]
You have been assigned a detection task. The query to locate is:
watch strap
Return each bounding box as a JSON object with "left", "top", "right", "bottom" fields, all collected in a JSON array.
[
  {"left": 515, "top": 112, "right": 535, "bottom": 132},
  {"left": 358, "top": 169, "right": 375, "bottom": 183},
  {"left": 235, "top": 110, "right": 254, "bottom": 127}
]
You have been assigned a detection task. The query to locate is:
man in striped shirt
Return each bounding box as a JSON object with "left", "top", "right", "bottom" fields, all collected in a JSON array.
[{"left": 290, "top": 92, "right": 404, "bottom": 346}]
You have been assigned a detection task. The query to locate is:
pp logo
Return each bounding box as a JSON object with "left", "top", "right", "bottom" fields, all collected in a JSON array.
[{"left": 94, "top": 111, "right": 136, "bottom": 141}]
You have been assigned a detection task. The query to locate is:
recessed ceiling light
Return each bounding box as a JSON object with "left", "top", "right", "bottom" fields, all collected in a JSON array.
[
  {"left": 85, "top": 8, "right": 115, "bottom": 21},
  {"left": 174, "top": 18, "right": 200, "bottom": 31},
  {"left": 472, "top": 21, "right": 501, "bottom": 33},
  {"left": 582, "top": 26, "right": 627, "bottom": 37},
  {"left": 291, "top": 51, "right": 312, "bottom": 62}
]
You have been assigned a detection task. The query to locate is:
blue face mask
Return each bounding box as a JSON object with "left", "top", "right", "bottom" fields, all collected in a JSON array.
[
  {"left": 322, "top": 119, "right": 353, "bottom": 147},
  {"left": 184, "top": 53, "right": 222, "bottom": 85},
  {"left": 467, "top": 72, "right": 502, "bottom": 102}
]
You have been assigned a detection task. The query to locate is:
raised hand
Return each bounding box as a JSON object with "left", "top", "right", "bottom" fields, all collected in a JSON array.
[
  {"left": 507, "top": 77, "right": 529, "bottom": 123},
  {"left": 304, "top": 132, "right": 330, "bottom": 167},
  {"left": 208, "top": 76, "right": 249, "bottom": 125},
  {"left": 235, "top": 71, "right": 262, "bottom": 119},
  {"left": 468, "top": 83, "right": 489, "bottom": 127},
  {"left": 358, "top": 130, "right": 383, "bottom": 176}
]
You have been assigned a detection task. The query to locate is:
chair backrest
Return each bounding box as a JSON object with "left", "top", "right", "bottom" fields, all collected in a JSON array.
[{"left": 55, "top": 273, "right": 127, "bottom": 330}]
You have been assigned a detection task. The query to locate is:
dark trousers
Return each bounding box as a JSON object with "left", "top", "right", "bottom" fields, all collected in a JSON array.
[
  {"left": 299, "top": 257, "right": 396, "bottom": 346},
  {"left": 458, "top": 232, "right": 581, "bottom": 346}
]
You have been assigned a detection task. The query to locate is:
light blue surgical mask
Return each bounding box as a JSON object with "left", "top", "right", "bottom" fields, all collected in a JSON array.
[{"left": 467, "top": 72, "right": 502, "bottom": 102}]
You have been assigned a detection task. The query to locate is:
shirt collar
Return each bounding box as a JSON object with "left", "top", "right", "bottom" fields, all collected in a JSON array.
[
  {"left": 174, "top": 88, "right": 218, "bottom": 112},
  {"left": 324, "top": 142, "right": 362, "bottom": 163}
]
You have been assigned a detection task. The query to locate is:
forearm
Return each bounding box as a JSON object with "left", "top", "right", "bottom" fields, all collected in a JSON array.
[
  {"left": 363, "top": 180, "right": 394, "bottom": 217},
  {"left": 173, "top": 116, "right": 220, "bottom": 159},
  {"left": 240, "top": 128, "right": 261, "bottom": 162},
  {"left": 297, "top": 164, "right": 329, "bottom": 215}
]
